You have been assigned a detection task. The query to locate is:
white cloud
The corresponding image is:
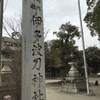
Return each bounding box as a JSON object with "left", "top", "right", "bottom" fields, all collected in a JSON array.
[{"left": 3, "top": 0, "right": 22, "bottom": 17}]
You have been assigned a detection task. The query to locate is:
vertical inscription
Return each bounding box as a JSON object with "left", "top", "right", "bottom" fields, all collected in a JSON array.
[
  {"left": 30, "top": 0, "right": 45, "bottom": 100},
  {"left": 32, "top": 90, "right": 43, "bottom": 100},
  {"left": 22, "top": 0, "right": 45, "bottom": 100}
]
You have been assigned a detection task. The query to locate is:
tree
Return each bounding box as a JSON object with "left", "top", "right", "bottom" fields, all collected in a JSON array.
[
  {"left": 85, "top": 46, "right": 100, "bottom": 73},
  {"left": 53, "top": 22, "right": 80, "bottom": 61},
  {"left": 84, "top": 0, "right": 100, "bottom": 40},
  {"left": 48, "top": 22, "right": 81, "bottom": 77},
  {"left": 45, "top": 40, "right": 61, "bottom": 77}
]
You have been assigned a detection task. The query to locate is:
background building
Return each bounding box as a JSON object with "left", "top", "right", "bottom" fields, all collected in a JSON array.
[{"left": 0, "top": 36, "right": 20, "bottom": 100}]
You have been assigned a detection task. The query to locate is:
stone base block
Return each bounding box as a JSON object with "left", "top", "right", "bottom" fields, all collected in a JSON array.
[{"left": 62, "top": 82, "right": 86, "bottom": 93}]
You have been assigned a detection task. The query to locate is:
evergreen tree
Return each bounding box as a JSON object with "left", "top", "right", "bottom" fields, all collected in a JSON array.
[{"left": 84, "top": 0, "right": 100, "bottom": 40}]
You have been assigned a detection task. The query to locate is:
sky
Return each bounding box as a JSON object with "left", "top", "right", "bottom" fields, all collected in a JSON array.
[{"left": 3, "top": 0, "right": 100, "bottom": 50}]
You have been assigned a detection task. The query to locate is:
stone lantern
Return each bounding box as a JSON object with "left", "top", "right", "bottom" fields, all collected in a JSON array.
[
  {"left": 1, "top": 65, "right": 12, "bottom": 82},
  {"left": 62, "top": 52, "right": 86, "bottom": 93}
]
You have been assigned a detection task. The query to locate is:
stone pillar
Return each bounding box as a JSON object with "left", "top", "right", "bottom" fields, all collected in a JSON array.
[
  {"left": 22, "top": 0, "right": 46, "bottom": 100},
  {"left": 62, "top": 52, "right": 86, "bottom": 93}
]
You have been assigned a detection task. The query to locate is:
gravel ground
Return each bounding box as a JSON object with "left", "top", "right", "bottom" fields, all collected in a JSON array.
[{"left": 46, "top": 77, "right": 100, "bottom": 100}]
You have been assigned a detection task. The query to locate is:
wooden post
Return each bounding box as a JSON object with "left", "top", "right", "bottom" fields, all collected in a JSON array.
[{"left": 21, "top": 0, "right": 46, "bottom": 100}]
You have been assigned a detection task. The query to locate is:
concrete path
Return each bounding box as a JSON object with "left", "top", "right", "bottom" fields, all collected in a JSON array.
[{"left": 46, "top": 78, "right": 100, "bottom": 100}]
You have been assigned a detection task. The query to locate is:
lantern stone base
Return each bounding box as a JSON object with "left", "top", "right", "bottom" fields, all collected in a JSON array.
[{"left": 62, "top": 81, "right": 86, "bottom": 93}]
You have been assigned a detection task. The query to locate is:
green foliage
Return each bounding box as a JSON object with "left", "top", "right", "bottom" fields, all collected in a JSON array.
[
  {"left": 78, "top": 67, "right": 85, "bottom": 76},
  {"left": 45, "top": 22, "right": 80, "bottom": 77},
  {"left": 86, "top": 0, "right": 97, "bottom": 10},
  {"left": 53, "top": 22, "right": 80, "bottom": 43},
  {"left": 84, "top": 0, "right": 100, "bottom": 40},
  {"left": 85, "top": 46, "right": 100, "bottom": 73},
  {"left": 61, "top": 65, "right": 71, "bottom": 79},
  {"left": 76, "top": 46, "right": 100, "bottom": 75},
  {"left": 53, "top": 22, "right": 80, "bottom": 63}
]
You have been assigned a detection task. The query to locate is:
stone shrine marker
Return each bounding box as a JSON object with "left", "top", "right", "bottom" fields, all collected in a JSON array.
[{"left": 22, "top": 0, "right": 46, "bottom": 100}]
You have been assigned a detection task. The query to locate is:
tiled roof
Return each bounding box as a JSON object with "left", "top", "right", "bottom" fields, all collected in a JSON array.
[{"left": 2, "top": 37, "right": 20, "bottom": 43}]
